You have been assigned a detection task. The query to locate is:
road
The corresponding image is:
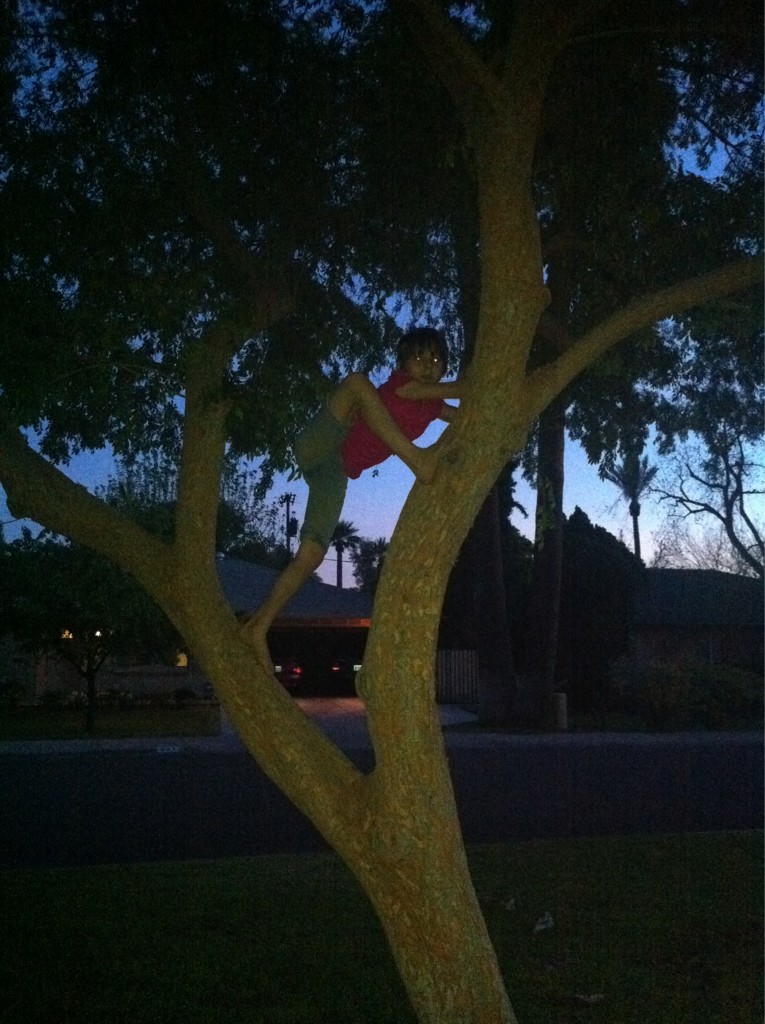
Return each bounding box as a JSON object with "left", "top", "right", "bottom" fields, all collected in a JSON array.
[{"left": 1, "top": 706, "right": 761, "bottom": 868}]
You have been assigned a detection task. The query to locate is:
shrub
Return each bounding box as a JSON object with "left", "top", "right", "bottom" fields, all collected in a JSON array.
[
  {"left": 640, "top": 662, "right": 696, "bottom": 729},
  {"left": 614, "top": 659, "right": 763, "bottom": 730},
  {"left": 0, "top": 680, "right": 27, "bottom": 709},
  {"left": 41, "top": 689, "right": 70, "bottom": 707},
  {"left": 97, "top": 688, "right": 134, "bottom": 707},
  {"left": 691, "top": 664, "right": 763, "bottom": 728},
  {"left": 173, "top": 686, "right": 198, "bottom": 705}
]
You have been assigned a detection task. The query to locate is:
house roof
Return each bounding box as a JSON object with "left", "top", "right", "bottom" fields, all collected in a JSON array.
[
  {"left": 217, "top": 557, "right": 372, "bottom": 626},
  {"left": 634, "top": 568, "right": 764, "bottom": 630}
]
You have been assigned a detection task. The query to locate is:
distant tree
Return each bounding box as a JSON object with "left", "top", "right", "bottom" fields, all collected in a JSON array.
[
  {"left": 654, "top": 431, "right": 763, "bottom": 577},
  {"left": 651, "top": 518, "right": 763, "bottom": 578},
  {"left": 98, "top": 454, "right": 288, "bottom": 566},
  {"left": 496, "top": 518, "right": 535, "bottom": 671},
  {"left": 441, "top": 474, "right": 533, "bottom": 721},
  {"left": 520, "top": 0, "right": 762, "bottom": 730},
  {"left": 599, "top": 450, "right": 659, "bottom": 561},
  {"left": 556, "top": 508, "right": 642, "bottom": 719},
  {"left": 2, "top": 533, "right": 180, "bottom": 731},
  {"left": 351, "top": 537, "right": 388, "bottom": 595},
  {"left": 330, "top": 519, "right": 360, "bottom": 589}
]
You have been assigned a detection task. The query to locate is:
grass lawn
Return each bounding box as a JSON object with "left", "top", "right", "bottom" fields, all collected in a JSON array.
[
  {"left": 0, "top": 703, "right": 221, "bottom": 741},
  {"left": 2, "top": 831, "right": 761, "bottom": 1024}
]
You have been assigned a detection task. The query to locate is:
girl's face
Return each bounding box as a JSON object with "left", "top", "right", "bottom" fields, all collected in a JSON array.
[{"left": 403, "top": 349, "right": 445, "bottom": 383}]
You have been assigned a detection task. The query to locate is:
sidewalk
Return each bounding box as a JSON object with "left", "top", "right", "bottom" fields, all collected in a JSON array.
[
  {"left": 294, "top": 696, "right": 480, "bottom": 748},
  {"left": 1, "top": 698, "right": 762, "bottom": 756},
  {"left": 0, "top": 698, "right": 479, "bottom": 756}
]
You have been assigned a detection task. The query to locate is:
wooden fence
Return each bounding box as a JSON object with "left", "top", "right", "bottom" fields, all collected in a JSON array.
[{"left": 436, "top": 649, "right": 480, "bottom": 704}]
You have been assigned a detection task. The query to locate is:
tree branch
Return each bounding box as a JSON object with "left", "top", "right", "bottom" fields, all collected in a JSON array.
[
  {"left": 0, "top": 422, "right": 174, "bottom": 595},
  {"left": 173, "top": 341, "right": 230, "bottom": 565},
  {"left": 524, "top": 256, "right": 763, "bottom": 417},
  {"left": 390, "top": 0, "right": 510, "bottom": 116},
  {"left": 184, "top": 173, "right": 298, "bottom": 333},
  {"left": 655, "top": 452, "right": 764, "bottom": 577}
]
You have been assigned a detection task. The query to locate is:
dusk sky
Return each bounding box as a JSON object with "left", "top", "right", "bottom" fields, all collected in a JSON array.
[{"left": 0, "top": 418, "right": 668, "bottom": 588}]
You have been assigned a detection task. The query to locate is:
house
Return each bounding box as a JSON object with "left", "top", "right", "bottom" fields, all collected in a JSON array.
[
  {"left": 217, "top": 556, "right": 372, "bottom": 626},
  {"left": 26, "top": 558, "right": 373, "bottom": 700},
  {"left": 216, "top": 557, "right": 372, "bottom": 693},
  {"left": 630, "top": 568, "right": 763, "bottom": 673}
]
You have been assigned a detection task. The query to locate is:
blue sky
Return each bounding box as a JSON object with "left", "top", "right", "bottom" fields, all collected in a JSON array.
[
  {"left": 249, "top": 418, "right": 667, "bottom": 584},
  {"left": 0, "top": 421, "right": 664, "bottom": 587}
]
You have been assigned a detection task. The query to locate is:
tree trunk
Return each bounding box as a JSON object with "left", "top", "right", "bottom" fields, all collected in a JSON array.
[
  {"left": 85, "top": 669, "right": 97, "bottom": 733},
  {"left": 471, "top": 485, "right": 516, "bottom": 725},
  {"left": 514, "top": 396, "right": 565, "bottom": 729},
  {"left": 358, "top": 828, "right": 517, "bottom": 1023},
  {"left": 336, "top": 546, "right": 343, "bottom": 588},
  {"left": 355, "top": 559, "right": 522, "bottom": 1022},
  {"left": 442, "top": 482, "right": 516, "bottom": 724},
  {"left": 190, "top": 579, "right": 521, "bottom": 1024},
  {"left": 629, "top": 500, "right": 642, "bottom": 561},
  {"left": 347, "top": 416, "right": 539, "bottom": 1022},
  {"left": 514, "top": 236, "right": 576, "bottom": 730}
]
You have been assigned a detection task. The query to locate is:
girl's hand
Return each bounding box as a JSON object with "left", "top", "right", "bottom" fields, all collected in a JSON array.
[
  {"left": 396, "top": 381, "right": 427, "bottom": 399},
  {"left": 397, "top": 380, "right": 421, "bottom": 399}
]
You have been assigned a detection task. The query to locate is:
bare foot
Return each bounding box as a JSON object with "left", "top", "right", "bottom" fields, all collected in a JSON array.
[
  {"left": 241, "top": 615, "right": 274, "bottom": 674},
  {"left": 410, "top": 446, "right": 439, "bottom": 484}
]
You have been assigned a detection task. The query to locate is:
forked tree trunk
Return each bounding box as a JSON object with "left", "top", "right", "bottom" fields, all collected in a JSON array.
[
  {"left": 2, "top": 7, "right": 757, "bottom": 1021},
  {"left": 351, "top": 649, "right": 519, "bottom": 1021},
  {"left": 190, "top": 597, "right": 520, "bottom": 1024}
]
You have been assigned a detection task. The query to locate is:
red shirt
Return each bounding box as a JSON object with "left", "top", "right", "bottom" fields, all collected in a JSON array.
[{"left": 341, "top": 370, "right": 444, "bottom": 479}]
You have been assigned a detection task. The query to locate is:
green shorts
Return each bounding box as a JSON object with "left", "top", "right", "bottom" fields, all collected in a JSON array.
[{"left": 295, "top": 405, "right": 350, "bottom": 552}]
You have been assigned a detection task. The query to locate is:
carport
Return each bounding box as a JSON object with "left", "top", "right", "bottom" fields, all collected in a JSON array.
[{"left": 217, "top": 557, "right": 372, "bottom": 694}]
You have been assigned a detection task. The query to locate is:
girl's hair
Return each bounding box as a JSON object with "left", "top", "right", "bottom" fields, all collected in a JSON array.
[{"left": 396, "top": 327, "right": 449, "bottom": 369}]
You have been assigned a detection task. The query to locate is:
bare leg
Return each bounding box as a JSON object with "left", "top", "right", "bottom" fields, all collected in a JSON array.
[
  {"left": 329, "top": 373, "right": 438, "bottom": 482},
  {"left": 241, "top": 538, "right": 326, "bottom": 671}
]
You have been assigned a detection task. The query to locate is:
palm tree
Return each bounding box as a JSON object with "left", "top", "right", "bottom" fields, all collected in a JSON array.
[
  {"left": 351, "top": 536, "right": 389, "bottom": 594},
  {"left": 331, "top": 519, "right": 360, "bottom": 588},
  {"left": 600, "top": 451, "right": 658, "bottom": 561}
]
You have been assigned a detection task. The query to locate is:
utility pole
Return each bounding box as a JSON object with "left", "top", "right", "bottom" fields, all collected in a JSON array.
[{"left": 279, "top": 492, "right": 297, "bottom": 556}]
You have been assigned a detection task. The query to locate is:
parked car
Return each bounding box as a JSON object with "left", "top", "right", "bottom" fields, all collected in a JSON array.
[
  {"left": 274, "top": 658, "right": 303, "bottom": 692},
  {"left": 329, "top": 658, "right": 362, "bottom": 695}
]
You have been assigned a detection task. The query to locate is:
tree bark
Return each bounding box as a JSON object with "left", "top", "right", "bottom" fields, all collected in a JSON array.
[
  {"left": 354, "top": 447, "right": 532, "bottom": 1022},
  {"left": 357, "top": 830, "right": 517, "bottom": 1024}
]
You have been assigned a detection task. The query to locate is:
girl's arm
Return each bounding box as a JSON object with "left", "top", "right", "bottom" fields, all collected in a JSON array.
[{"left": 396, "top": 378, "right": 464, "bottom": 401}]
